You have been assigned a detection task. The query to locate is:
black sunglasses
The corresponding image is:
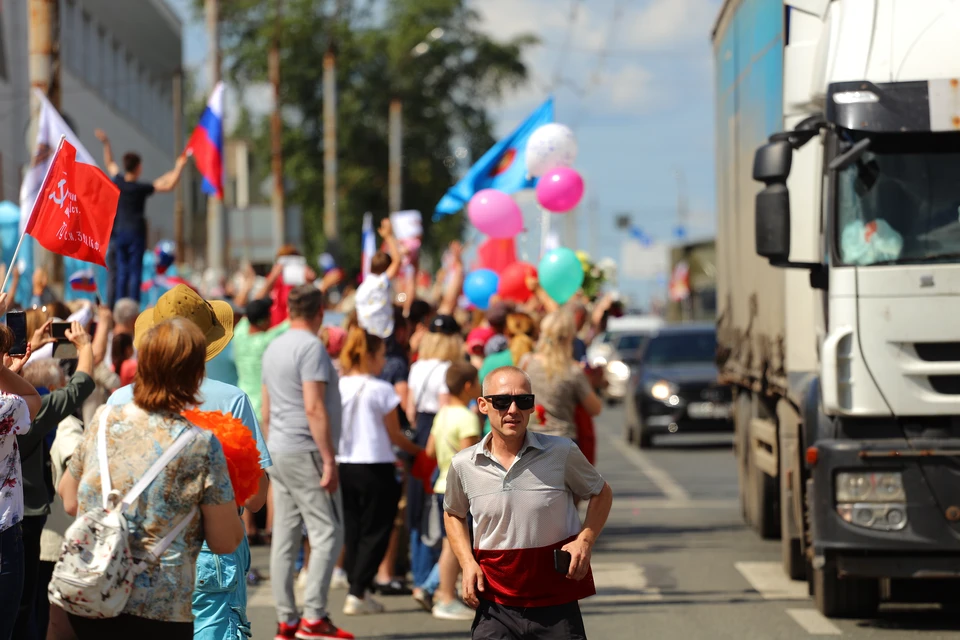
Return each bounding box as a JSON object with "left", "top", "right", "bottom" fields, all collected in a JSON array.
[{"left": 483, "top": 394, "right": 535, "bottom": 411}]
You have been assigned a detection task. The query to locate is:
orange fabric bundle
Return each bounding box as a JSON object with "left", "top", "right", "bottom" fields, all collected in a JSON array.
[{"left": 182, "top": 409, "right": 263, "bottom": 506}]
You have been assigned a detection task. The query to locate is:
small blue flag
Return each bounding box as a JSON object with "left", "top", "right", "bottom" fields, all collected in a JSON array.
[
  {"left": 673, "top": 225, "right": 687, "bottom": 240},
  {"left": 434, "top": 97, "right": 555, "bottom": 220},
  {"left": 629, "top": 226, "right": 653, "bottom": 247}
]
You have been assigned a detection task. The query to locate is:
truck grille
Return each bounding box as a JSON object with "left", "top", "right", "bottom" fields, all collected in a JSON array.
[
  {"left": 915, "top": 343, "right": 960, "bottom": 362},
  {"left": 929, "top": 376, "right": 960, "bottom": 395}
]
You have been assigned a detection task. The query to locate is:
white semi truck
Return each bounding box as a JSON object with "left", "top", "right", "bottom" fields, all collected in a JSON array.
[{"left": 714, "top": 0, "right": 960, "bottom": 617}]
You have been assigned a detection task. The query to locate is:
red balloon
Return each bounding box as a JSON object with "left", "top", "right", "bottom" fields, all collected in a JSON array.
[{"left": 497, "top": 262, "right": 537, "bottom": 303}]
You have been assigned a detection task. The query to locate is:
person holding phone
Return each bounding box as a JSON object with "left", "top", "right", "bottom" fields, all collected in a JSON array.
[
  {"left": 442, "top": 366, "right": 613, "bottom": 640},
  {"left": 0, "top": 291, "right": 43, "bottom": 640}
]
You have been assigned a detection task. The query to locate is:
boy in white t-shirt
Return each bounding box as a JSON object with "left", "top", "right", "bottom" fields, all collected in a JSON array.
[
  {"left": 355, "top": 218, "right": 403, "bottom": 339},
  {"left": 425, "top": 361, "right": 482, "bottom": 620}
]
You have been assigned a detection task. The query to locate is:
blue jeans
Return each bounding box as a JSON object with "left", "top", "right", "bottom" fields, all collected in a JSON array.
[
  {"left": 409, "top": 527, "right": 441, "bottom": 592},
  {"left": 0, "top": 523, "right": 24, "bottom": 640},
  {"left": 107, "top": 229, "right": 146, "bottom": 307}
]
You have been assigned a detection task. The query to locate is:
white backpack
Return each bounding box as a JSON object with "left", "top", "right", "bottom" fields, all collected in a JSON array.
[{"left": 48, "top": 408, "right": 201, "bottom": 619}]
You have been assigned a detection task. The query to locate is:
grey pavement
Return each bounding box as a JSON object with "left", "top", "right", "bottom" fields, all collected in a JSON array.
[{"left": 244, "top": 406, "right": 960, "bottom": 639}]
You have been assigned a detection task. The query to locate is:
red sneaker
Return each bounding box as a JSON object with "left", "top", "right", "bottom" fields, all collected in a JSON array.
[
  {"left": 275, "top": 621, "right": 299, "bottom": 640},
  {"left": 295, "top": 617, "right": 355, "bottom": 640}
]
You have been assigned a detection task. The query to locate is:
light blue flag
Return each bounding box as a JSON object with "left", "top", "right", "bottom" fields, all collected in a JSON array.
[{"left": 434, "top": 97, "right": 554, "bottom": 220}]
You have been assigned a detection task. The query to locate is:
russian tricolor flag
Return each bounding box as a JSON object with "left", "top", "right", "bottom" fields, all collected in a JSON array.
[
  {"left": 186, "top": 82, "right": 224, "bottom": 199},
  {"left": 68, "top": 269, "right": 98, "bottom": 293}
]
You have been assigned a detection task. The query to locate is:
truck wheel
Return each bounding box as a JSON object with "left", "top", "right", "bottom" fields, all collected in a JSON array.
[{"left": 813, "top": 563, "right": 879, "bottom": 619}]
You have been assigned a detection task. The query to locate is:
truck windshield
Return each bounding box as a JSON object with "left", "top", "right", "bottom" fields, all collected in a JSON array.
[{"left": 836, "top": 131, "right": 960, "bottom": 266}]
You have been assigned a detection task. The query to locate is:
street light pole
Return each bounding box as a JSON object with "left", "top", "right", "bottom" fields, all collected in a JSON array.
[
  {"left": 205, "top": 0, "right": 226, "bottom": 274},
  {"left": 388, "top": 99, "right": 402, "bottom": 213},
  {"left": 322, "top": 48, "right": 338, "bottom": 253},
  {"left": 269, "top": 0, "right": 285, "bottom": 252}
]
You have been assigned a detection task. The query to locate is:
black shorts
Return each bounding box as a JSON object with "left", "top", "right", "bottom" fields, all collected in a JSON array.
[{"left": 472, "top": 599, "right": 587, "bottom": 640}]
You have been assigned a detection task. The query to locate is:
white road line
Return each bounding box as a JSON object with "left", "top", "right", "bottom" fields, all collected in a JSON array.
[
  {"left": 602, "top": 430, "right": 691, "bottom": 503},
  {"left": 787, "top": 609, "right": 843, "bottom": 635},
  {"left": 734, "top": 561, "right": 808, "bottom": 601}
]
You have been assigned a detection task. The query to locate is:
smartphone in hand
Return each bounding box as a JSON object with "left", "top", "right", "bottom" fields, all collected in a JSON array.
[
  {"left": 6, "top": 311, "right": 26, "bottom": 357},
  {"left": 553, "top": 549, "right": 572, "bottom": 575}
]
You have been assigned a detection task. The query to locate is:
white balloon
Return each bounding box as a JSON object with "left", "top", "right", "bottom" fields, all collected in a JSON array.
[{"left": 525, "top": 123, "right": 578, "bottom": 177}]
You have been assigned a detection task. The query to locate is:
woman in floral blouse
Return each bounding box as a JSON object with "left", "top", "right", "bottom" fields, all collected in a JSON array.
[
  {"left": 57, "top": 318, "right": 244, "bottom": 639},
  {"left": 0, "top": 291, "right": 43, "bottom": 640}
]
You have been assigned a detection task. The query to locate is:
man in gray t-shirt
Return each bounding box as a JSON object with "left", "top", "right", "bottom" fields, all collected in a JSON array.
[
  {"left": 261, "top": 285, "right": 353, "bottom": 640},
  {"left": 261, "top": 329, "right": 342, "bottom": 455}
]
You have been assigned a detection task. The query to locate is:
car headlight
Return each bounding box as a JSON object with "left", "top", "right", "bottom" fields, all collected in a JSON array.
[
  {"left": 607, "top": 360, "right": 630, "bottom": 380},
  {"left": 835, "top": 471, "right": 905, "bottom": 503},
  {"left": 645, "top": 379, "right": 677, "bottom": 401}
]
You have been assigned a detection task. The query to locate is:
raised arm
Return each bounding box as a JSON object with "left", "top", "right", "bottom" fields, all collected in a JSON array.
[
  {"left": 379, "top": 218, "right": 403, "bottom": 280},
  {"left": 94, "top": 129, "right": 120, "bottom": 176},
  {"left": 153, "top": 154, "right": 188, "bottom": 193}
]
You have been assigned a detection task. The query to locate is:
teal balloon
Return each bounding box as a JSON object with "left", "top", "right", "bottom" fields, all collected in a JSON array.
[
  {"left": 538, "top": 247, "right": 584, "bottom": 304},
  {"left": 463, "top": 269, "right": 499, "bottom": 310}
]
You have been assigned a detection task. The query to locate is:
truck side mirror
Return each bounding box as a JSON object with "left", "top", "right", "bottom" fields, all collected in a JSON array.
[
  {"left": 755, "top": 184, "right": 791, "bottom": 261},
  {"left": 752, "top": 140, "right": 792, "bottom": 263},
  {"left": 753, "top": 140, "right": 792, "bottom": 183}
]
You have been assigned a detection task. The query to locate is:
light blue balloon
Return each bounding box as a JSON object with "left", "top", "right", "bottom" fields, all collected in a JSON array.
[
  {"left": 463, "top": 269, "right": 499, "bottom": 310},
  {"left": 538, "top": 247, "right": 584, "bottom": 304}
]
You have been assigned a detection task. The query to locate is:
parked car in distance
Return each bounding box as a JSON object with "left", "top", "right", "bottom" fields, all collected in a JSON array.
[
  {"left": 625, "top": 322, "right": 731, "bottom": 448},
  {"left": 588, "top": 315, "right": 664, "bottom": 402}
]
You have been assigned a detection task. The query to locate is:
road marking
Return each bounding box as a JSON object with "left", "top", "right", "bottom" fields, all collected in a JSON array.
[
  {"left": 602, "top": 430, "right": 691, "bottom": 503},
  {"left": 590, "top": 562, "right": 663, "bottom": 604},
  {"left": 734, "top": 561, "right": 808, "bottom": 600},
  {"left": 786, "top": 609, "right": 843, "bottom": 635}
]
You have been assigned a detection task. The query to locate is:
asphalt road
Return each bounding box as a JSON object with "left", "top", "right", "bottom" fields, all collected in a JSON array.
[{"left": 245, "top": 406, "right": 960, "bottom": 639}]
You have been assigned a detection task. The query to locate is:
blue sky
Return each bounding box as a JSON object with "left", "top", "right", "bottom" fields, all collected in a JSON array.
[{"left": 169, "top": 0, "right": 723, "bottom": 306}]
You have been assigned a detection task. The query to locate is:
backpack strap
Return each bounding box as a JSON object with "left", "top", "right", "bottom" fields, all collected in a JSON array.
[
  {"left": 97, "top": 408, "right": 113, "bottom": 509},
  {"left": 118, "top": 425, "right": 201, "bottom": 513},
  {"left": 146, "top": 505, "right": 198, "bottom": 563}
]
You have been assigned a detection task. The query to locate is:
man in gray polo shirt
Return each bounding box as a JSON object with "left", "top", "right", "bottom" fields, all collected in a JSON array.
[
  {"left": 262, "top": 284, "right": 352, "bottom": 640},
  {"left": 444, "top": 365, "right": 613, "bottom": 639}
]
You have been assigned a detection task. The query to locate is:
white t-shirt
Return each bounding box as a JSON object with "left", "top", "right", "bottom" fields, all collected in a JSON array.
[
  {"left": 0, "top": 392, "right": 33, "bottom": 532},
  {"left": 408, "top": 359, "right": 451, "bottom": 415},
  {"left": 337, "top": 374, "right": 401, "bottom": 464},
  {"left": 355, "top": 273, "right": 394, "bottom": 339}
]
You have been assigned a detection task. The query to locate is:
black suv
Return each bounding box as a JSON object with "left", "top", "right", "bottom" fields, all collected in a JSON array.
[{"left": 624, "top": 323, "right": 732, "bottom": 448}]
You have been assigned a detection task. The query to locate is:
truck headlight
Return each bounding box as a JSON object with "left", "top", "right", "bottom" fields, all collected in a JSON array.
[
  {"left": 836, "top": 503, "right": 907, "bottom": 531},
  {"left": 607, "top": 360, "right": 630, "bottom": 381},
  {"left": 835, "top": 471, "right": 907, "bottom": 531},
  {"left": 835, "top": 471, "right": 905, "bottom": 502},
  {"left": 646, "top": 379, "right": 677, "bottom": 401}
]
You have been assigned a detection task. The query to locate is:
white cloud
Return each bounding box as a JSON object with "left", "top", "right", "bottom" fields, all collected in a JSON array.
[{"left": 474, "top": 0, "right": 719, "bottom": 126}]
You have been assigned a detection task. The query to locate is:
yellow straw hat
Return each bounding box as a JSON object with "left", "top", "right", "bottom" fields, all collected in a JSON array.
[{"left": 133, "top": 284, "right": 234, "bottom": 362}]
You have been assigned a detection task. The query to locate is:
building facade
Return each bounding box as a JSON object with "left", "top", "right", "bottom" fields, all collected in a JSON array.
[{"left": 0, "top": 0, "right": 188, "bottom": 247}]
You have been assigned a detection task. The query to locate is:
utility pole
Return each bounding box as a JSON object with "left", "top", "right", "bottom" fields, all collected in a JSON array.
[
  {"left": 205, "top": 0, "right": 227, "bottom": 274},
  {"left": 269, "top": 0, "right": 285, "bottom": 252},
  {"left": 172, "top": 68, "right": 185, "bottom": 265},
  {"left": 27, "top": 0, "right": 62, "bottom": 286},
  {"left": 388, "top": 99, "right": 402, "bottom": 214},
  {"left": 675, "top": 168, "right": 688, "bottom": 236},
  {"left": 322, "top": 48, "right": 338, "bottom": 254}
]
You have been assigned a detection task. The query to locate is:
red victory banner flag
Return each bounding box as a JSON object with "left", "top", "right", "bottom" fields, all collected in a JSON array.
[{"left": 25, "top": 138, "right": 119, "bottom": 267}]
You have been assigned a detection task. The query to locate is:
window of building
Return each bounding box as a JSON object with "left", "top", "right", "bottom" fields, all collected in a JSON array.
[{"left": 83, "top": 12, "right": 97, "bottom": 88}]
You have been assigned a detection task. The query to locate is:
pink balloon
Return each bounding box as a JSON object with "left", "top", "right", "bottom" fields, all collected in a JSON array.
[
  {"left": 467, "top": 189, "right": 523, "bottom": 238},
  {"left": 536, "top": 167, "right": 584, "bottom": 213}
]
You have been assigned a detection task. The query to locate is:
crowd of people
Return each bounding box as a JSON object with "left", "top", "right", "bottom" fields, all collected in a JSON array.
[{"left": 0, "top": 189, "right": 622, "bottom": 639}]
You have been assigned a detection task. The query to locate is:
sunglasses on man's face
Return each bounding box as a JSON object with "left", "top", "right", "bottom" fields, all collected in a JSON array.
[{"left": 483, "top": 394, "right": 535, "bottom": 411}]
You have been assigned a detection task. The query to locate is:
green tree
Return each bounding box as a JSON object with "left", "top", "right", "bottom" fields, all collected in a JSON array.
[{"left": 200, "top": 0, "right": 536, "bottom": 276}]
